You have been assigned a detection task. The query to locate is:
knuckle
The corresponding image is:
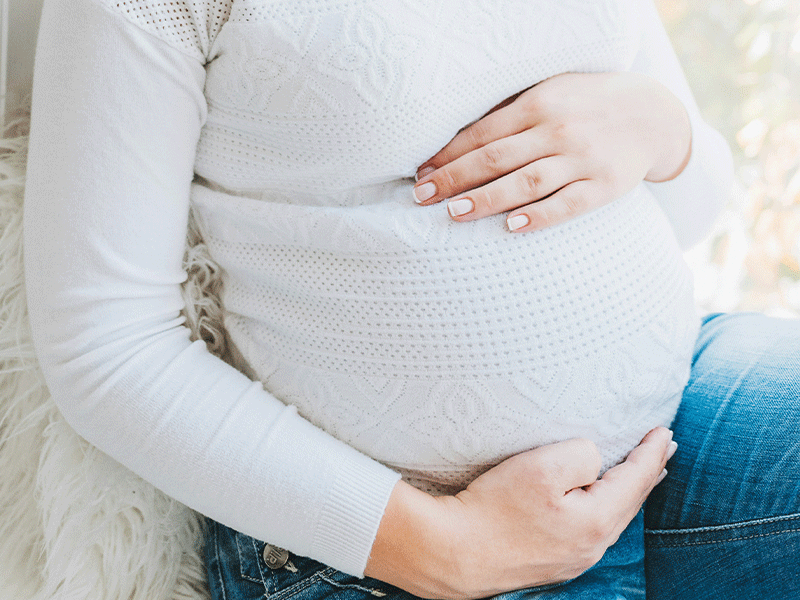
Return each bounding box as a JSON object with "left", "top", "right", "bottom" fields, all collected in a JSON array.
[
  {"left": 548, "top": 120, "right": 569, "bottom": 144},
  {"left": 476, "top": 189, "right": 497, "bottom": 213},
  {"left": 574, "top": 509, "right": 611, "bottom": 544},
  {"left": 519, "top": 458, "right": 557, "bottom": 488},
  {"left": 596, "top": 165, "right": 617, "bottom": 187},
  {"left": 532, "top": 203, "right": 557, "bottom": 229},
  {"left": 481, "top": 142, "right": 505, "bottom": 172},
  {"left": 436, "top": 168, "right": 458, "bottom": 194},
  {"left": 584, "top": 523, "right": 608, "bottom": 550},
  {"left": 584, "top": 547, "right": 606, "bottom": 570},
  {"left": 522, "top": 87, "right": 547, "bottom": 114},
  {"left": 560, "top": 191, "right": 588, "bottom": 218},
  {"left": 518, "top": 168, "right": 542, "bottom": 198},
  {"left": 465, "top": 120, "right": 488, "bottom": 148},
  {"left": 542, "top": 493, "right": 564, "bottom": 515}
]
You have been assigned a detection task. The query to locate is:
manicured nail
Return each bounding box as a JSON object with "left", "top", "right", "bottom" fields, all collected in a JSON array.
[
  {"left": 656, "top": 468, "right": 668, "bottom": 485},
  {"left": 666, "top": 441, "right": 678, "bottom": 460},
  {"left": 413, "top": 182, "right": 437, "bottom": 204},
  {"left": 448, "top": 197, "right": 474, "bottom": 217},
  {"left": 506, "top": 214, "right": 530, "bottom": 232},
  {"left": 415, "top": 166, "right": 435, "bottom": 182}
]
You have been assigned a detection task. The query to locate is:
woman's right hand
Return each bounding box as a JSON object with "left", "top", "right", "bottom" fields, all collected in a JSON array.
[{"left": 365, "top": 427, "right": 676, "bottom": 599}]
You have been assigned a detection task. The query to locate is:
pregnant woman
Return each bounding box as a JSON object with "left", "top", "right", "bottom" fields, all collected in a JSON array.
[{"left": 23, "top": 0, "right": 800, "bottom": 598}]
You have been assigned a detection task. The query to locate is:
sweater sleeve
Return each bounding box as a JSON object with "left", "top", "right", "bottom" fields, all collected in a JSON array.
[
  {"left": 633, "top": 0, "right": 734, "bottom": 250},
  {"left": 23, "top": 0, "right": 400, "bottom": 577}
]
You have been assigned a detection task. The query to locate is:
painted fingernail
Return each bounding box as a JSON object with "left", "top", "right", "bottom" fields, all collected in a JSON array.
[
  {"left": 413, "top": 182, "right": 437, "bottom": 204},
  {"left": 656, "top": 468, "right": 668, "bottom": 485},
  {"left": 666, "top": 441, "right": 678, "bottom": 460},
  {"left": 507, "top": 214, "right": 530, "bottom": 232},
  {"left": 448, "top": 197, "right": 474, "bottom": 217},
  {"left": 415, "top": 166, "right": 435, "bottom": 182}
]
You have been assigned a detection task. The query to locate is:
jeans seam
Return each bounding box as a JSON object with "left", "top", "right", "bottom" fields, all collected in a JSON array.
[
  {"left": 237, "top": 535, "right": 264, "bottom": 585},
  {"left": 212, "top": 522, "right": 229, "bottom": 600},
  {"left": 270, "top": 568, "right": 336, "bottom": 600},
  {"left": 646, "top": 513, "right": 800, "bottom": 548},
  {"left": 253, "top": 539, "right": 272, "bottom": 596},
  {"left": 316, "top": 571, "right": 388, "bottom": 596},
  {"left": 646, "top": 527, "right": 800, "bottom": 548},
  {"left": 645, "top": 512, "right": 800, "bottom": 536}
]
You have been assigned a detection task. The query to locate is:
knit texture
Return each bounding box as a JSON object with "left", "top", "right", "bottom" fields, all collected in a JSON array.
[
  {"left": 101, "top": 0, "right": 696, "bottom": 490},
  {"left": 193, "top": 183, "right": 698, "bottom": 493},
  {"left": 99, "top": 0, "right": 230, "bottom": 60},
  {"left": 185, "top": 0, "right": 696, "bottom": 490},
  {"left": 24, "top": 0, "right": 731, "bottom": 576}
]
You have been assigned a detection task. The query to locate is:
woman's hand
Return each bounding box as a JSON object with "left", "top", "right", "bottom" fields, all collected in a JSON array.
[
  {"left": 365, "top": 427, "right": 677, "bottom": 599},
  {"left": 412, "top": 72, "right": 692, "bottom": 233}
]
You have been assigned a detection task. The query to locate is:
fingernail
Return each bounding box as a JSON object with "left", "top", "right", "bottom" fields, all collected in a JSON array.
[
  {"left": 413, "top": 182, "right": 437, "bottom": 204},
  {"left": 507, "top": 214, "right": 530, "bottom": 232},
  {"left": 448, "top": 197, "right": 474, "bottom": 217},
  {"left": 415, "top": 166, "right": 435, "bottom": 182},
  {"left": 666, "top": 441, "right": 678, "bottom": 460},
  {"left": 656, "top": 468, "right": 668, "bottom": 485}
]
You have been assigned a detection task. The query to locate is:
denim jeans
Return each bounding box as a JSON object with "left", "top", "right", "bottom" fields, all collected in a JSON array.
[
  {"left": 206, "top": 313, "right": 800, "bottom": 599},
  {"left": 644, "top": 312, "right": 800, "bottom": 599},
  {"left": 205, "top": 511, "right": 645, "bottom": 600}
]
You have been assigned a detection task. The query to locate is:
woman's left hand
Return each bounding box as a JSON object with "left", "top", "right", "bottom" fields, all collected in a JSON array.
[{"left": 412, "top": 72, "right": 691, "bottom": 232}]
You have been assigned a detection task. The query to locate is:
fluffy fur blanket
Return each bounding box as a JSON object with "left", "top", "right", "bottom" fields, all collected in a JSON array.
[{"left": 0, "top": 111, "right": 230, "bottom": 600}]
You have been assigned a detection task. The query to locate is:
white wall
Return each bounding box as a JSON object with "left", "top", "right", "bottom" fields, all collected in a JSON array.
[{"left": 3, "top": 0, "right": 44, "bottom": 123}]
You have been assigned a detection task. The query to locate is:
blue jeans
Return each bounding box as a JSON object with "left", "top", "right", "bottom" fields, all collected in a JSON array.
[
  {"left": 205, "top": 512, "right": 645, "bottom": 600},
  {"left": 206, "top": 313, "right": 800, "bottom": 599},
  {"left": 644, "top": 312, "right": 800, "bottom": 598}
]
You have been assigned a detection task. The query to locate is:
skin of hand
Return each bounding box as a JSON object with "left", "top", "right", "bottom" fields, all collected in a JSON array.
[
  {"left": 412, "top": 72, "right": 692, "bottom": 233},
  {"left": 365, "top": 427, "right": 677, "bottom": 599}
]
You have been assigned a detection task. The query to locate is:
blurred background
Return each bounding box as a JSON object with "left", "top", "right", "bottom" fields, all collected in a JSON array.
[
  {"left": 656, "top": 0, "right": 800, "bottom": 318},
  {"left": 2, "top": 0, "right": 799, "bottom": 317}
]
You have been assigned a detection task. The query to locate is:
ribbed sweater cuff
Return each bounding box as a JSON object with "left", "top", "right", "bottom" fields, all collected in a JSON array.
[{"left": 312, "top": 454, "right": 401, "bottom": 577}]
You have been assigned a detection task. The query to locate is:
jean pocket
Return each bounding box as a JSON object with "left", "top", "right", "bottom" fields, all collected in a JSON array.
[{"left": 234, "top": 531, "right": 393, "bottom": 600}]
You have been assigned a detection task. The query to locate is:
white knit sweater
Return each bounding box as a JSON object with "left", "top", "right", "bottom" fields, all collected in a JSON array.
[{"left": 24, "top": 0, "right": 733, "bottom": 577}]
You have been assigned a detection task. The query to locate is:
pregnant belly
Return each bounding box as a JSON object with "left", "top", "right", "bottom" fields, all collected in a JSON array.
[{"left": 192, "top": 181, "right": 699, "bottom": 492}]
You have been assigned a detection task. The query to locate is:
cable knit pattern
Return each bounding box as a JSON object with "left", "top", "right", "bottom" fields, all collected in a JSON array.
[{"left": 196, "top": 0, "right": 639, "bottom": 195}]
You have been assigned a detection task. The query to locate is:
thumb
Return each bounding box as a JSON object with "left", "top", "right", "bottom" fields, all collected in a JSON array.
[{"left": 587, "top": 427, "right": 675, "bottom": 512}]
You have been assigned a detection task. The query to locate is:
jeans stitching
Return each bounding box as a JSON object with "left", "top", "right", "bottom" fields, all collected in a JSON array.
[
  {"left": 269, "top": 568, "right": 336, "bottom": 600},
  {"left": 646, "top": 526, "right": 800, "bottom": 548},
  {"left": 212, "top": 523, "right": 228, "bottom": 600},
  {"left": 645, "top": 512, "right": 800, "bottom": 536},
  {"left": 236, "top": 534, "right": 263, "bottom": 585},
  {"left": 316, "top": 571, "right": 388, "bottom": 596},
  {"left": 252, "top": 539, "right": 272, "bottom": 596}
]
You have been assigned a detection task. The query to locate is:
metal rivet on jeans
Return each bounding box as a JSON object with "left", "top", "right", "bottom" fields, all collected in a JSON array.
[{"left": 262, "top": 544, "right": 289, "bottom": 570}]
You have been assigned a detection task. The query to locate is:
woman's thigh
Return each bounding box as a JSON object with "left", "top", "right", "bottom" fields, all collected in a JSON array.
[{"left": 644, "top": 312, "right": 800, "bottom": 599}]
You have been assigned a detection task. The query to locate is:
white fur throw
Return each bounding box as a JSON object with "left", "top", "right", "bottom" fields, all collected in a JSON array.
[{"left": 0, "top": 111, "right": 228, "bottom": 600}]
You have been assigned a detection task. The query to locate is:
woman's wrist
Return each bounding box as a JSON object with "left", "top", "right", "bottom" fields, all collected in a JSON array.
[
  {"left": 364, "top": 481, "right": 467, "bottom": 598},
  {"left": 643, "top": 78, "right": 693, "bottom": 183}
]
